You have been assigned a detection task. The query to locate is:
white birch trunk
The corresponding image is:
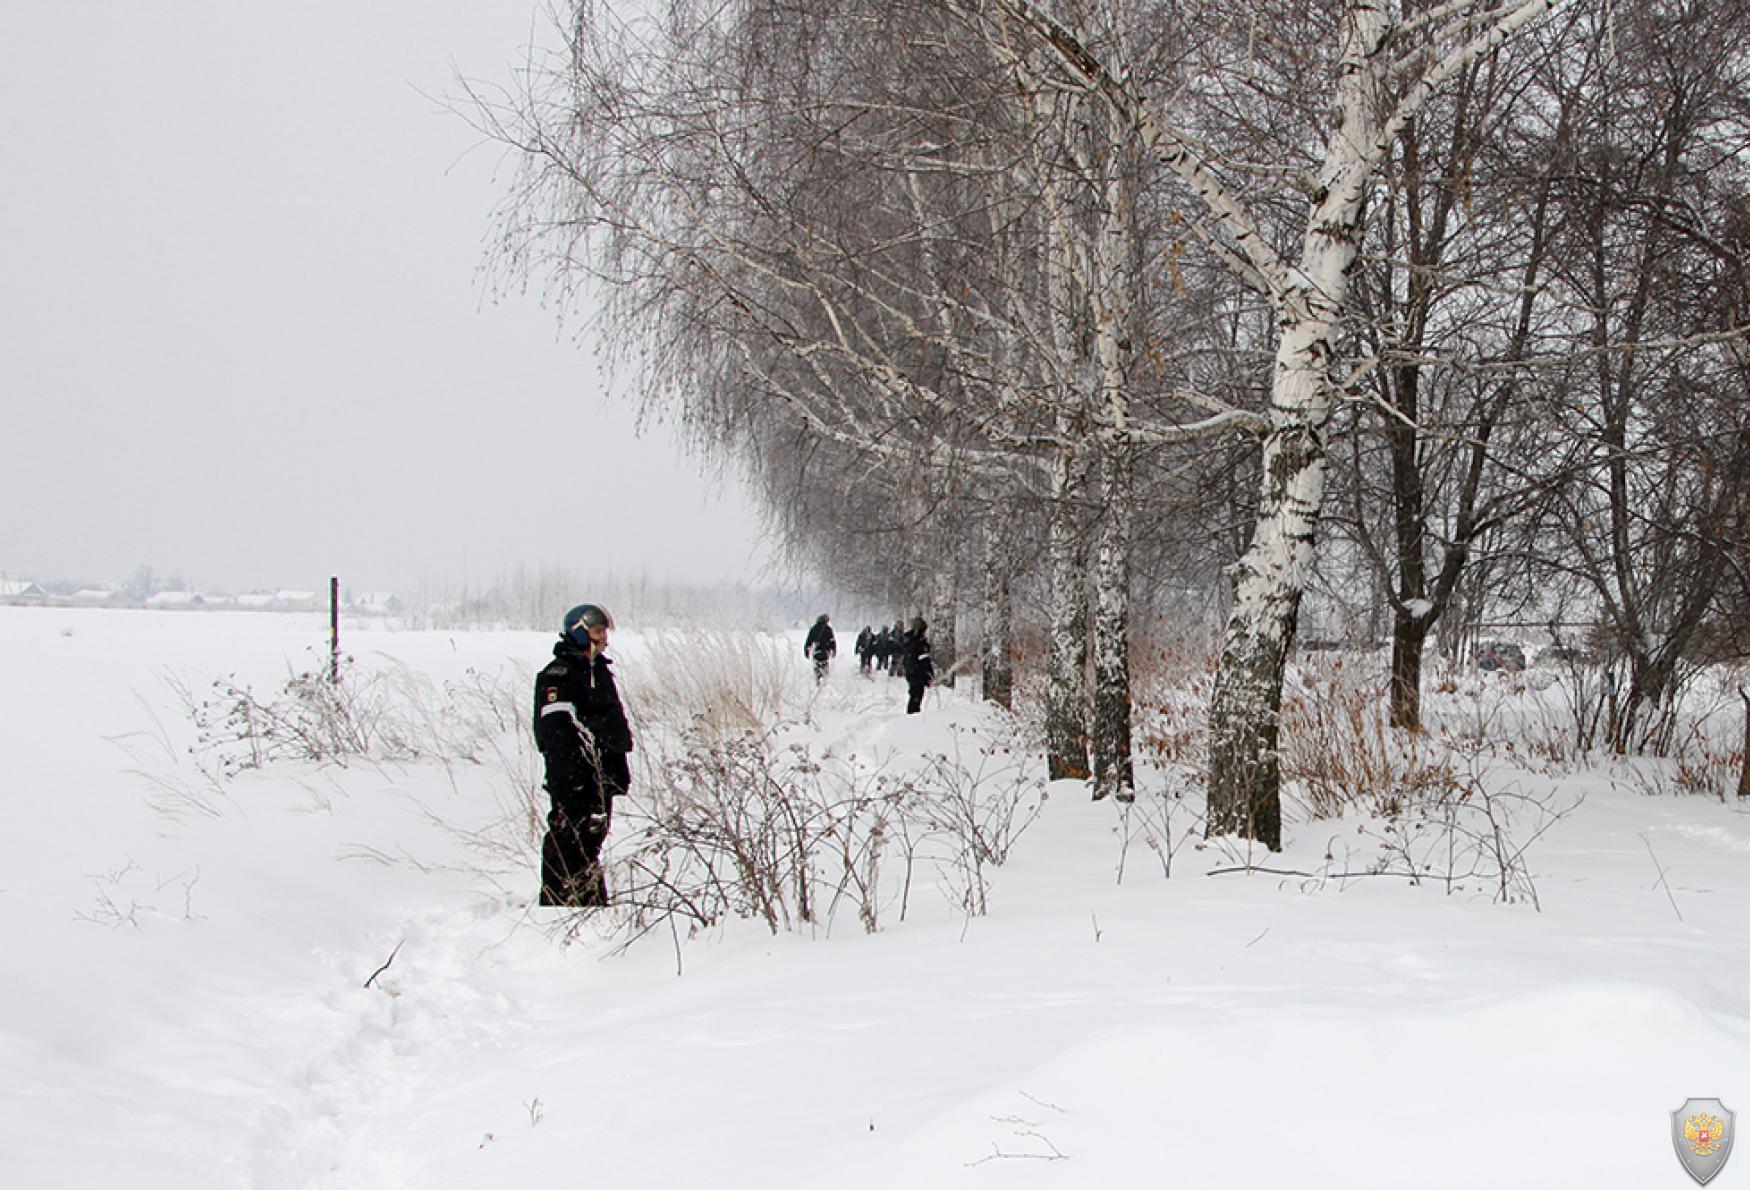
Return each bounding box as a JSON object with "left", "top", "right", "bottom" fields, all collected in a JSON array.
[
  {"left": 1204, "top": 4, "right": 1387, "bottom": 850},
  {"left": 1090, "top": 446, "right": 1135, "bottom": 800},
  {"left": 1089, "top": 100, "right": 1136, "bottom": 801},
  {"left": 1038, "top": 82, "right": 1093, "bottom": 782},
  {"left": 1045, "top": 447, "right": 1090, "bottom": 780}
]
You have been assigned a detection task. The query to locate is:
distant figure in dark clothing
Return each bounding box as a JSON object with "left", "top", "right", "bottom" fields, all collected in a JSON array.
[
  {"left": 854, "top": 625, "right": 875, "bottom": 675},
  {"left": 879, "top": 620, "right": 904, "bottom": 674},
  {"left": 902, "top": 616, "right": 934, "bottom": 714},
  {"left": 804, "top": 613, "right": 837, "bottom": 682},
  {"left": 534, "top": 602, "right": 634, "bottom": 907}
]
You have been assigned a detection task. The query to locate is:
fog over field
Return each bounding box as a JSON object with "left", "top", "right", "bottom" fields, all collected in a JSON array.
[{"left": 0, "top": 2, "right": 766, "bottom": 597}]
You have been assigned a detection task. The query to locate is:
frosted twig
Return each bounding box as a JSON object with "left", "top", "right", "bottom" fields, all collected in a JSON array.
[{"left": 1640, "top": 834, "right": 1684, "bottom": 923}]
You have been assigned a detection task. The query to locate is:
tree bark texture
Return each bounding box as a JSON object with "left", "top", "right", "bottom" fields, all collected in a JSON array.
[
  {"left": 1091, "top": 447, "right": 1135, "bottom": 800},
  {"left": 1045, "top": 450, "right": 1090, "bottom": 781},
  {"left": 980, "top": 515, "right": 1015, "bottom": 709},
  {"left": 1388, "top": 618, "right": 1430, "bottom": 733},
  {"left": 931, "top": 566, "right": 958, "bottom": 689}
]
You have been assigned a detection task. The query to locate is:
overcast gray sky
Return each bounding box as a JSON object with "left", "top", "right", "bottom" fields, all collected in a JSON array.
[{"left": 1, "top": 1, "right": 769, "bottom": 595}]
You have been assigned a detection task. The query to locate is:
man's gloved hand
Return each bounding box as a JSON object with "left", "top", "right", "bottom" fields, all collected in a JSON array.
[{"left": 604, "top": 753, "right": 632, "bottom": 798}]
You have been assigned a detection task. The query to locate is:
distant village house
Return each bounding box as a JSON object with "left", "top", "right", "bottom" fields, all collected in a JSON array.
[{"left": 0, "top": 578, "right": 48, "bottom": 602}]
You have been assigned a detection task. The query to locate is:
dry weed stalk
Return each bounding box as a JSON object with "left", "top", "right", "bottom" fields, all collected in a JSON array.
[
  {"left": 631, "top": 628, "right": 812, "bottom": 734},
  {"left": 1281, "top": 663, "right": 1456, "bottom": 819}
]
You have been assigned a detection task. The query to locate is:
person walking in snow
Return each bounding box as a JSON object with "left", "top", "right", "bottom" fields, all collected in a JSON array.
[
  {"left": 804, "top": 613, "right": 837, "bottom": 683},
  {"left": 854, "top": 624, "right": 875, "bottom": 675},
  {"left": 534, "top": 603, "right": 634, "bottom": 907},
  {"left": 877, "top": 621, "right": 903, "bottom": 674},
  {"left": 901, "top": 616, "right": 934, "bottom": 714}
]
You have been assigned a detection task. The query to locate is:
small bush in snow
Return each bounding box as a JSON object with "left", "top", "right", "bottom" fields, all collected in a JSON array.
[
  {"left": 1264, "top": 659, "right": 1582, "bottom": 906},
  {"left": 1354, "top": 753, "right": 1574, "bottom": 908},
  {"left": 613, "top": 723, "right": 900, "bottom": 935},
  {"left": 168, "top": 653, "right": 415, "bottom": 780},
  {"left": 906, "top": 727, "right": 1047, "bottom": 916},
  {"left": 610, "top": 719, "right": 1045, "bottom": 938},
  {"left": 1622, "top": 718, "right": 1747, "bottom": 802},
  {"left": 154, "top": 657, "right": 545, "bottom": 856}
]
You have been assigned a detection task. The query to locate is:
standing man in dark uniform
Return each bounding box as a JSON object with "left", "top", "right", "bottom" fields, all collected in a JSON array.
[
  {"left": 534, "top": 602, "right": 634, "bottom": 907},
  {"left": 902, "top": 616, "right": 934, "bottom": 714},
  {"left": 803, "top": 613, "right": 837, "bottom": 683}
]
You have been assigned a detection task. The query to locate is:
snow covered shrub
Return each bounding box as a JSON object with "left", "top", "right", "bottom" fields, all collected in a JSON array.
[
  {"left": 614, "top": 723, "right": 912, "bottom": 935},
  {"left": 1525, "top": 660, "right": 1616, "bottom": 761},
  {"left": 403, "top": 664, "right": 548, "bottom": 876},
  {"left": 1112, "top": 783, "right": 1198, "bottom": 882},
  {"left": 171, "top": 652, "right": 418, "bottom": 779},
  {"left": 1662, "top": 673, "right": 1750, "bottom": 800},
  {"left": 153, "top": 655, "right": 547, "bottom": 871},
  {"left": 612, "top": 719, "right": 1046, "bottom": 937},
  {"left": 905, "top": 726, "right": 1047, "bottom": 916},
  {"left": 386, "top": 663, "right": 526, "bottom": 767},
  {"left": 1355, "top": 753, "right": 1574, "bottom": 908},
  {"left": 998, "top": 666, "right": 1052, "bottom": 759}
]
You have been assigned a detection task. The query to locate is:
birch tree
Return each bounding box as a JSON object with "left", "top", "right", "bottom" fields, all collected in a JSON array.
[{"left": 975, "top": 0, "right": 1571, "bottom": 847}]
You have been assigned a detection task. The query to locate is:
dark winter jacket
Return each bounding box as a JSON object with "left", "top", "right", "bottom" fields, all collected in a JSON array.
[
  {"left": 854, "top": 627, "right": 874, "bottom": 657},
  {"left": 902, "top": 629, "right": 934, "bottom": 686},
  {"left": 533, "top": 639, "right": 634, "bottom": 819},
  {"left": 875, "top": 628, "right": 899, "bottom": 661},
  {"left": 804, "top": 619, "right": 837, "bottom": 661}
]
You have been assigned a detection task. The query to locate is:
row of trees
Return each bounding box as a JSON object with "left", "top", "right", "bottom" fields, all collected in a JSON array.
[{"left": 473, "top": 0, "right": 1750, "bottom": 848}]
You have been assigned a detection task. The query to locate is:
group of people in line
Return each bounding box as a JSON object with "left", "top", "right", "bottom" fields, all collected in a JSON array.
[
  {"left": 805, "top": 613, "right": 934, "bottom": 712},
  {"left": 535, "top": 603, "right": 937, "bottom": 908},
  {"left": 851, "top": 622, "right": 909, "bottom": 677}
]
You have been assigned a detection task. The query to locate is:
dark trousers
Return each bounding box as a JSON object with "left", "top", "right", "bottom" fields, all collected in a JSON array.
[
  {"left": 906, "top": 678, "right": 927, "bottom": 714},
  {"left": 540, "top": 804, "right": 610, "bottom": 907}
]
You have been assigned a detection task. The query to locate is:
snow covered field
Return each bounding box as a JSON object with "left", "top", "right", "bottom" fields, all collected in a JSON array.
[{"left": 4, "top": 606, "right": 1749, "bottom": 1188}]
